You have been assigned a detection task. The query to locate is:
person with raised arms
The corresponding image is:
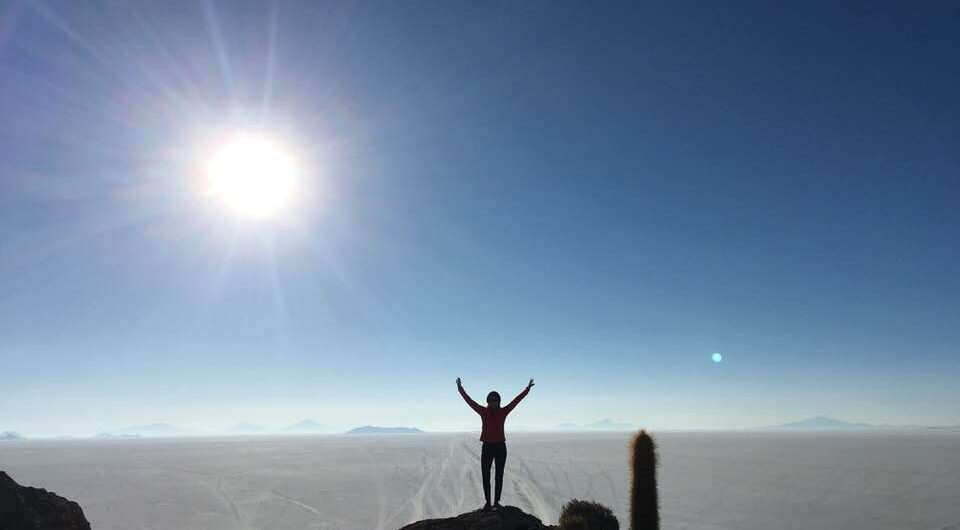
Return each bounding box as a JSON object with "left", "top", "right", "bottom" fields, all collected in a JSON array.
[{"left": 457, "top": 377, "right": 534, "bottom": 511}]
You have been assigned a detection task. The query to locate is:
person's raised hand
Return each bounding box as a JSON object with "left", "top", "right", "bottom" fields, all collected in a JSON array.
[
  {"left": 456, "top": 377, "right": 462, "bottom": 388},
  {"left": 528, "top": 378, "right": 535, "bottom": 389}
]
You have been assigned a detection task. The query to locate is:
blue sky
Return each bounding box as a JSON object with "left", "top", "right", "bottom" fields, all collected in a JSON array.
[{"left": 1, "top": 1, "right": 958, "bottom": 436}]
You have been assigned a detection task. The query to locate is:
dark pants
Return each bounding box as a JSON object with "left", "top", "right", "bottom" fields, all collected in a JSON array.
[{"left": 481, "top": 442, "right": 507, "bottom": 504}]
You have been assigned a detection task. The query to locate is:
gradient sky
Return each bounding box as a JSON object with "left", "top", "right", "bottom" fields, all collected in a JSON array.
[{"left": 1, "top": 1, "right": 958, "bottom": 436}]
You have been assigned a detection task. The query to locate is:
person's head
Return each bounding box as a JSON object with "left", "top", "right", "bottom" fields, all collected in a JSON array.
[{"left": 486, "top": 391, "right": 501, "bottom": 409}]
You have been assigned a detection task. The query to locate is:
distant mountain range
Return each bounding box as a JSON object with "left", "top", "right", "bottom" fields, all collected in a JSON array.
[
  {"left": 93, "top": 420, "right": 336, "bottom": 438},
  {"left": 767, "top": 416, "right": 960, "bottom": 431},
  {"left": 100, "top": 419, "right": 394, "bottom": 437},
  {"left": 21, "top": 416, "right": 960, "bottom": 440},
  {"left": 95, "top": 432, "right": 141, "bottom": 439},
  {"left": 347, "top": 426, "right": 424, "bottom": 434},
  {"left": 768, "top": 416, "right": 875, "bottom": 430},
  {"left": 279, "top": 419, "right": 331, "bottom": 433},
  {"left": 552, "top": 419, "right": 636, "bottom": 431},
  {"left": 113, "top": 423, "right": 192, "bottom": 437},
  {"left": 226, "top": 421, "right": 420, "bottom": 435}
]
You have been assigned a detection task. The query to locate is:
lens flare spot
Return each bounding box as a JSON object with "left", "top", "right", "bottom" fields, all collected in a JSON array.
[{"left": 712, "top": 352, "right": 723, "bottom": 363}]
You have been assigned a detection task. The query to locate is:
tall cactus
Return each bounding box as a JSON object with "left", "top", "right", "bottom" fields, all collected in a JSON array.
[{"left": 629, "top": 430, "right": 659, "bottom": 530}]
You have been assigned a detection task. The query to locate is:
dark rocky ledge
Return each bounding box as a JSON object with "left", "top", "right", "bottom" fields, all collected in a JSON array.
[
  {"left": 399, "top": 505, "right": 556, "bottom": 530},
  {"left": 0, "top": 471, "right": 91, "bottom": 530}
]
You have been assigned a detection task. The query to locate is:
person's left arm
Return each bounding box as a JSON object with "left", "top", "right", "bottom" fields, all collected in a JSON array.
[{"left": 504, "top": 378, "right": 534, "bottom": 414}]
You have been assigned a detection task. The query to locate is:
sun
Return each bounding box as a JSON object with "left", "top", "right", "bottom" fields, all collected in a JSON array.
[{"left": 205, "top": 133, "right": 299, "bottom": 218}]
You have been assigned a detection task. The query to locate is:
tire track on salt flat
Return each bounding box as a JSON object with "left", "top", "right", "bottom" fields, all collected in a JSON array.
[
  {"left": 409, "top": 448, "right": 442, "bottom": 521},
  {"left": 509, "top": 453, "right": 554, "bottom": 523},
  {"left": 216, "top": 476, "right": 245, "bottom": 530},
  {"left": 429, "top": 436, "right": 473, "bottom": 517},
  {"left": 598, "top": 463, "right": 619, "bottom": 499},
  {"left": 362, "top": 443, "right": 389, "bottom": 530},
  {"left": 268, "top": 487, "right": 337, "bottom": 527},
  {"left": 384, "top": 435, "right": 462, "bottom": 526}
]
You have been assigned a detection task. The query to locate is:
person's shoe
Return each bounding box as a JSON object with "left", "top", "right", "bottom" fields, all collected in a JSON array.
[
  {"left": 493, "top": 502, "right": 503, "bottom": 510},
  {"left": 481, "top": 503, "right": 492, "bottom": 512}
]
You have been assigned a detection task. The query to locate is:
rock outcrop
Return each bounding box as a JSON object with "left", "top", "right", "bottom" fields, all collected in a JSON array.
[
  {"left": 0, "top": 471, "right": 91, "bottom": 530},
  {"left": 400, "top": 506, "right": 555, "bottom": 530}
]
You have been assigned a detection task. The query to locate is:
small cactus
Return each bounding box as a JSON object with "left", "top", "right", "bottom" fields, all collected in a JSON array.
[
  {"left": 559, "top": 499, "right": 619, "bottom": 530},
  {"left": 629, "top": 430, "right": 659, "bottom": 530}
]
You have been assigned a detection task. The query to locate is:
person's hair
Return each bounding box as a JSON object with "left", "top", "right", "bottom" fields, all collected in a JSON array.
[{"left": 486, "top": 391, "right": 501, "bottom": 405}]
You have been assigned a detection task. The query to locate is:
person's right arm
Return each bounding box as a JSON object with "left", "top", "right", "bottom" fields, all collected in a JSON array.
[{"left": 457, "top": 377, "right": 484, "bottom": 414}]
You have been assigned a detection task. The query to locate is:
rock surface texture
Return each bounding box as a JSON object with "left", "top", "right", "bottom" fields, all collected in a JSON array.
[
  {"left": 399, "top": 506, "right": 556, "bottom": 530},
  {"left": 0, "top": 471, "right": 92, "bottom": 530}
]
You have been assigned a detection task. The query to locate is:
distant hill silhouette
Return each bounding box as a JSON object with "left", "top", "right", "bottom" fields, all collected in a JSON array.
[
  {"left": 768, "top": 416, "right": 875, "bottom": 430},
  {"left": 763, "top": 416, "right": 960, "bottom": 431},
  {"left": 279, "top": 419, "right": 329, "bottom": 433},
  {"left": 347, "top": 426, "right": 424, "bottom": 434},
  {"left": 926, "top": 423, "right": 960, "bottom": 431},
  {"left": 94, "top": 432, "right": 141, "bottom": 439},
  {"left": 552, "top": 419, "right": 635, "bottom": 431},
  {"left": 0, "top": 431, "right": 24, "bottom": 440},
  {"left": 113, "top": 423, "right": 191, "bottom": 437}
]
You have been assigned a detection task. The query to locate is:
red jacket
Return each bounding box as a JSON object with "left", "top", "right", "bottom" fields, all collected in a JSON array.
[{"left": 459, "top": 385, "right": 529, "bottom": 443}]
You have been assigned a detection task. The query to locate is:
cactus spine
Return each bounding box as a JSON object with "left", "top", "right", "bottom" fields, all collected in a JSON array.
[{"left": 629, "top": 430, "right": 659, "bottom": 530}]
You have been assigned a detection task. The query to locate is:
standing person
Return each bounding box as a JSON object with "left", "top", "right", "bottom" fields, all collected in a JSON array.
[{"left": 457, "top": 376, "right": 534, "bottom": 511}]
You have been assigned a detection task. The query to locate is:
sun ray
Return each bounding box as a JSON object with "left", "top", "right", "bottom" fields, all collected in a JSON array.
[
  {"left": 201, "top": 0, "right": 234, "bottom": 93},
  {"left": 260, "top": 1, "right": 280, "bottom": 125}
]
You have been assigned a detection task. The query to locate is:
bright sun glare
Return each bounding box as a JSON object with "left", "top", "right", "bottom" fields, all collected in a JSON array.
[{"left": 205, "top": 133, "right": 299, "bottom": 218}]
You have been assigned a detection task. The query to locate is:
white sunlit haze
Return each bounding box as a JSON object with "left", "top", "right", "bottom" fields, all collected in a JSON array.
[{"left": 204, "top": 133, "right": 300, "bottom": 219}]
